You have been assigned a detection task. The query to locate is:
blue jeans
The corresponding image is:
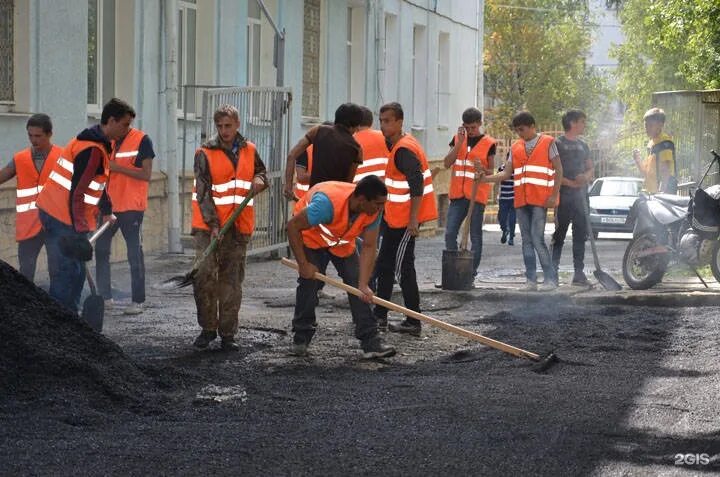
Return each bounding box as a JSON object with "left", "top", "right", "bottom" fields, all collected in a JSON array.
[
  {"left": 39, "top": 210, "right": 86, "bottom": 313},
  {"left": 516, "top": 205, "right": 556, "bottom": 284},
  {"left": 498, "top": 199, "right": 516, "bottom": 239},
  {"left": 95, "top": 210, "right": 146, "bottom": 303},
  {"left": 444, "top": 198, "right": 486, "bottom": 274}
]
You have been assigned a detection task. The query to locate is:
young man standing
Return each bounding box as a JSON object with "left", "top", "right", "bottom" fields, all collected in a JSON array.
[
  {"left": 95, "top": 126, "right": 155, "bottom": 315},
  {"left": 286, "top": 175, "right": 396, "bottom": 359},
  {"left": 550, "top": 110, "right": 593, "bottom": 286},
  {"left": 353, "top": 106, "right": 389, "bottom": 182},
  {"left": 481, "top": 111, "right": 563, "bottom": 290},
  {"left": 36, "top": 98, "right": 134, "bottom": 312},
  {"left": 633, "top": 107, "right": 676, "bottom": 194},
  {"left": 0, "top": 114, "right": 62, "bottom": 281},
  {"left": 191, "top": 105, "right": 269, "bottom": 351},
  {"left": 373, "top": 102, "right": 438, "bottom": 335},
  {"left": 497, "top": 156, "right": 516, "bottom": 246},
  {"left": 442, "top": 107, "right": 496, "bottom": 277}
]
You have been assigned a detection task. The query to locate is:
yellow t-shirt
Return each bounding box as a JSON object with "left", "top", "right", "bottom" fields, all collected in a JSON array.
[{"left": 641, "top": 132, "right": 675, "bottom": 193}]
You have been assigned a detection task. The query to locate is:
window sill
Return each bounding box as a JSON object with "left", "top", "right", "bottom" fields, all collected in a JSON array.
[
  {"left": 436, "top": 124, "right": 449, "bottom": 131},
  {"left": 301, "top": 116, "right": 324, "bottom": 128},
  {"left": 410, "top": 125, "right": 426, "bottom": 132}
]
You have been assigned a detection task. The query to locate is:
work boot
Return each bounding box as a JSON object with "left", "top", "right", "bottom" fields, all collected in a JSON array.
[
  {"left": 290, "top": 335, "right": 310, "bottom": 357},
  {"left": 193, "top": 330, "right": 217, "bottom": 349},
  {"left": 221, "top": 336, "right": 239, "bottom": 352},
  {"left": 123, "top": 302, "right": 143, "bottom": 315},
  {"left": 376, "top": 314, "right": 388, "bottom": 332},
  {"left": 361, "top": 336, "right": 397, "bottom": 359},
  {"left": 500, "top": 231, "right": 507, "bottom": 244},
  {"left": 572, "top": 271, "right": 590, "bottom": 287},
  {"left": 388, "top": 319, "right": 421, "bottom": 337}
]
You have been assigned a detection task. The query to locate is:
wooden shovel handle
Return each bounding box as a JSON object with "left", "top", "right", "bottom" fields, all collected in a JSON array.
[
  {"left": 280, "top": 258, "right": 540, "bottom": 361},
  {"left": 460, "top": 178, "right": 481, "bottom": 251}
]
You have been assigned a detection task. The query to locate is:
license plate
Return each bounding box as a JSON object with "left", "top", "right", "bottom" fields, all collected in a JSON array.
[{"left": 601, "top": 217, "right": 625, "bottom": 224}]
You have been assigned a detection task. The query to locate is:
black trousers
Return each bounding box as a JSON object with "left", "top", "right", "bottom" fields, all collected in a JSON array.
[
  {"left": 95, "top": 211, "right": 146, "bottom": 303},
  {"left": 292, "top": 246, "right": 378, "bottom": 345},
  {"left": 17, "top": 231, "right": 46, "bottom": 281},
  {"left": 372, "top": 221, "right": 421, "bottom": 326},
  {"left": 551, "top": 192, "right": 588, "bottom": 274}
]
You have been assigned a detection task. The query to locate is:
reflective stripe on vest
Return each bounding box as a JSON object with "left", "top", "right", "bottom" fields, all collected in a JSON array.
[
  {"left": 191, "top": 142, "right": 256, "bottom": 234},
  {"left": 294, "top": 145, "right": 313, "bottom": 200},
  {"left": 353, "top": 129, "right": 389, "bottom": 183},
  {"left": 35, "top": 139, "right": 110, "bottom": 228},
  {"left": 511, "top": 135, "right": 556, "bottom": 208},
  {"left": 294, "top": 181, "right": 379, "bottom": 257},
  {"left": 448, "top": 134, "right": 496, "bottom": 204},
  {"left": 383, "top": 134, "right": 438, "bottom": 228},
  {"left": 14, "top": 145, "right": 61, "bottom": 241},
  {"left": 108, "top": 128, "right": 150, "bottom": 212}
]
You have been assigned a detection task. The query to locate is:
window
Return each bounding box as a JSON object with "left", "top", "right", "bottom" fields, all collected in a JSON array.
[
  {"left": 412, "top": 25, "right": 427, "bottom": 126},
  {"left": 247, "top": 0, "right": 261, "bottom": 86},
  {"left": 178, "top": 0, "right": 197, "bottom": 113},
  {"left": 302, "top": 0, "right": 321, "bottom": 118},
  {"left": 346, "top": 6, "right": 365, "bottom": 104},
  {"left": 437, "top": 32, "right": 450, "bottom": 126},
  {"left": 0, "top": 0, "right": 13, "bottom": 102},
  {"left": 383, "top": 14, "right": 398, "bottom": 103},
  {"left": 87, "top": 0, "right": 115, "bottom": 109}
]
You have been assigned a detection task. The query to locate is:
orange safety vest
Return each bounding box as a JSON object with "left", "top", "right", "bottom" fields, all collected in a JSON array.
[
  {"left": 191, "top": 142, "right": 256, "bottom": 235},
  {"left": 13, "top": 145, "right": 62, "bottom": 241},
  {"left": 384, "top": 134, "right": 438, "bottom": 228},
  {"left": 511, "top": 134, "right": 557, "bottom": 208},
  {"left": 107, "top": 128, "right": 149, "bottom": 212},
  {"left": 36, "top": 139, "right": 110, "bottom": 228},
  {"left": 448, "top": 134, "right": 496, "bottom": 204},
  {"left": 293, "top": 145, "right": 313, "bottom": 200},
  {"left": 353, "top": 129, "right": 389, "bottom": 183},
  {"left": 294, "top": 181, "right": 379, "bottom": 257}
]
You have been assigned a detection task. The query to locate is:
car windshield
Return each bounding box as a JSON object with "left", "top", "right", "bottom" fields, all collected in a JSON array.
[{"left": 591, "top": 180, "right": 641, "bottom": 197}]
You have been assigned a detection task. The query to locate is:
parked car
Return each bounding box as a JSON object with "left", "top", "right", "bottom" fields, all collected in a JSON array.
[{"left": 588, "top": 176, "right": 644, "bottom": 238}]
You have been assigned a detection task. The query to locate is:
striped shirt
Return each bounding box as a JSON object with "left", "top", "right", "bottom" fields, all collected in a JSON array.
[{"left": 498, "top": 163, "right": 514, "bottom": 200}]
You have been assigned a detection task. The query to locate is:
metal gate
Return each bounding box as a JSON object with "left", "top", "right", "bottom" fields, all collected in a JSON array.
[{"left": 187, "top": 86, "right": 292, "bottom": 256}]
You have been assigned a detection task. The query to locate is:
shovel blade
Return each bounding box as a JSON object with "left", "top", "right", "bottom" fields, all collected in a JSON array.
[
  {"left": 593, "top": 269, "right": 622, "bottom": 291},
  {"left": 82, "top": 294, "right": 105, "bottom": 332}
]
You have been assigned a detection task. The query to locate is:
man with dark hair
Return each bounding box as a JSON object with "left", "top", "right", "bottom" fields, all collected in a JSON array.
[
  {"left": 442, "top": 107, "right": 496, "bottom": 278},
  {"left": 633, "top": 107, "right": 676, "bottom": 194},
  {"left": 353, "top": 106, "right": 389, "bottom": 183},
  {"left": 0, "top": 114, "right": 62, "bottom": 281},
  {"left": 191, "top": 104, "right": 269, "bottom": 351},
  {"left": 550, "top": 109, "right": 593, "bottom": 286},
  {"left": 36, "top": 98, "right": 135, "bottom": 312},
  {"left": 373, "top": 102, "right": 438, "bottom": 335},
  {"left": 283, "top": 103, "right": 364, "bottom": 200},
  {"left": 95, "top": 114, "right": 157, "bottom": 314},
  {"left": 481, "top": 111, "right": 563, "bottom": 291},
  {"left": 286, "top": 175, "right": 396, "bottom": 359}
]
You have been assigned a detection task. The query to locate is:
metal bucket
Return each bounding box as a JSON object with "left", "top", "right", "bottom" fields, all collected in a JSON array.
[{"left": 441, "top": 249, "right": 474, "bottom": 290}]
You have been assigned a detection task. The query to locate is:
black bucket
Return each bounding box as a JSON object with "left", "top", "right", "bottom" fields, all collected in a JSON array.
[{"left": 441, "top": 249, "right": 474, "bottom": 290}]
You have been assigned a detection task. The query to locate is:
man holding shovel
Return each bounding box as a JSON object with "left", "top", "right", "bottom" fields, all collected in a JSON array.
[
  {"left": 286, "top": 175, "right": 396, "bottom": 359},
  {"left": 36, "top": 98, "right": 134, "bottom": 312},
  {"left": 190, "top": 105, "right": 269, "bottom": 351},
  {"left": 442, "top": 107, "right": 496, "bottom": 279}
]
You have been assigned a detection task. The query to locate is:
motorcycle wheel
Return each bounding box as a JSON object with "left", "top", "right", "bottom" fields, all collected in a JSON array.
[
  {"left": 711, "top": 241, "right": 720, "bottom": 283},
  {"left": 622, "top": 235, "right": 669, "bottom": 290}
]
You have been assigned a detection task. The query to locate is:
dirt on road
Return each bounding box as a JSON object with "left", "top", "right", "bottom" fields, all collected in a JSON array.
[{"left": 1, "top": 234, "right": 719, "bottom": 476}]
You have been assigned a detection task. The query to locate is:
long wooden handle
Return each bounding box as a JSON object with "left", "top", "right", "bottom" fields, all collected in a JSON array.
[
  {"left": 460, "top": 179, "right": 480, "bottom": 251},
  {"left": 280, "top": 258, "right": 540, "bottom": 361},
  {"left": 196, "top": 191, "right": 255, "bottom": 265}
]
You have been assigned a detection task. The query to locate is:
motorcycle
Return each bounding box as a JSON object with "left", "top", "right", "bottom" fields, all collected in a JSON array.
[{"left": 622, "top": 150, "right": 720, "bottom": 289}]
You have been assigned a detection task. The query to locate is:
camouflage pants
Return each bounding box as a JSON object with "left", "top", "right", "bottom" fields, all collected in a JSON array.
[{"left": 192, "top": 230, "right": 249, "bottom": 338}]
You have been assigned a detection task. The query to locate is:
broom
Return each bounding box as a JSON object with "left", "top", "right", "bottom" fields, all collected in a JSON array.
[{"left": 165, "top": 191, "right": 254, "bottom": 288}]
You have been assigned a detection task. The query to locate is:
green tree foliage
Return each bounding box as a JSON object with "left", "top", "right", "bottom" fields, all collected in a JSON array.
[
  {"left": 612, "top": 0, "right": 720, "bottom": 123},
  {"left": 483, "top": 0, "right": 608, "bottom": 137}
]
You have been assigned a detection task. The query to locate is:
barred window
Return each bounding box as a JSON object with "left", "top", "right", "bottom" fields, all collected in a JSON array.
[
  {"left": 302, "top": 0, "right": 320, "bottom": 118},
  {"left": 0, "top": 0, "right": 13, "bottom": 102}
]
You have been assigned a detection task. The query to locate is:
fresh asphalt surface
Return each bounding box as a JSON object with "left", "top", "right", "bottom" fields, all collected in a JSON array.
[{"left": 1, "top": 226, "right": 719, "bottom": 476}]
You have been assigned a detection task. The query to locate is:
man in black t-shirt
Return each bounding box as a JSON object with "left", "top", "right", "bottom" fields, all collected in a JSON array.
[{"left": 550, "top": 110, "right": 593, "bottom": 286}]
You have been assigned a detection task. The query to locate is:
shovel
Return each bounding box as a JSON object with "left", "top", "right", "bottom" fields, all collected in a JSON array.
[
  {"left": 441, "top": 179, "right": 479, "bottom": 290},
  {"left": 165, "top": 191, "right": 254, "bottom": 288},
  {"left": 582, "top": 194, "right": 622, "bottom": 291},
  {"left": 281, "top": 258, "right": 558, "bottom": 372},
  {"left": 81, "top": 219, "right": 115, "bottom": 332}
]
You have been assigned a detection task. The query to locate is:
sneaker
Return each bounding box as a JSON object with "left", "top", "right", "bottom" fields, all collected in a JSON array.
[
  {"left": 376, "top": 315, "right": 388, "bottom": 332},
  {"left": 193, "top": 330, "right": 217, "bottom": 349},
  {"left": 123, "top": 302, "right": 144, "bottom": 315},
  {"left": 290, "top": 342, "right": 309, "bottom": 357},
  {"left": 221, "top": 336, "right": 239, "bottom": 352},
  {"left": 522, "top": 281, "right": 538, "bottom": 291},
  {"left": 571, "top": 272, "right": 590, "bottom": 286},
  {"left": 539, "top": 281, "right": 559, "bottom": 291},
  {"left": 104, "top": 298, "right": 114, "bottom": 309},
  {"left": 388, "top": 319, "right": 421, "bottom": 337},
  {"left": 361, "top": 337, "right": 397, "bottom": 359},
  {"left": 508, "top": 237, "right": 514, "bottom": 246},
  {"left": 500, "top": 232, "right": 507, "bottom": 244}
]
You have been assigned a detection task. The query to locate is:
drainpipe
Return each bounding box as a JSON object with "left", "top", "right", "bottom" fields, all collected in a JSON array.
[
  {"left": 256, "top": 0, "right": 285, "bottom": 86},
  {"left": 476, "top": 0, "right": 484, "bottom": 109},
  {"left": 165, "top": 0, "right": 182, "bottom": 253}
]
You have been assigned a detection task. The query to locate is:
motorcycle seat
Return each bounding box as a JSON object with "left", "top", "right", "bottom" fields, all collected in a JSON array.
[{"left": 654, "top": 194, "right": 690, "bottom": 207}]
